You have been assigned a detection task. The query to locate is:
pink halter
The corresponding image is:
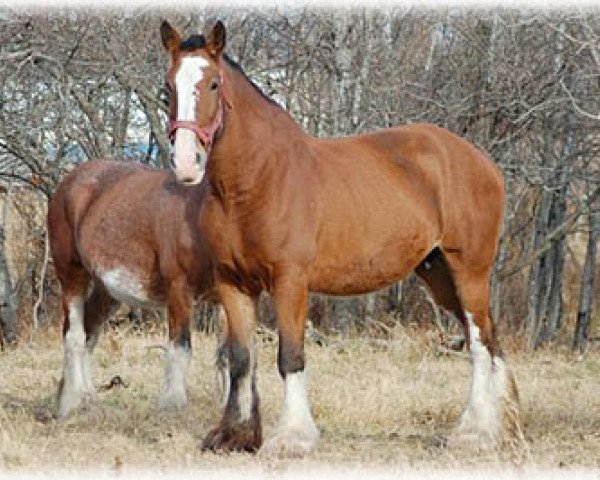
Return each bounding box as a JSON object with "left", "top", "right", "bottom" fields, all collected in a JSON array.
[{"left": 167, "top": 72, "right": 231, "bottom": 155}]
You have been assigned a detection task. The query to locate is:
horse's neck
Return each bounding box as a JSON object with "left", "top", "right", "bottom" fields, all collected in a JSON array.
[{"left": 210, "top": 65, "right": 307, "bottom": 201}]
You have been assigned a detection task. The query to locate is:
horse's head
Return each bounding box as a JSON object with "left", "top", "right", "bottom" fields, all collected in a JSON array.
[{"left": 161, "top": 21, "right": 227, "bottom": 185}]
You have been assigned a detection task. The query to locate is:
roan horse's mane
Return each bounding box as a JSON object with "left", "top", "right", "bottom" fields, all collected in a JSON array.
[{"left": 179, "top": 34, "right": 281, "bottom": 110}]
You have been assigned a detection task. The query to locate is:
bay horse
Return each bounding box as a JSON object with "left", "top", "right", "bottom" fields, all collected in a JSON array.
[
  {"left": 47, "top": 159, "right": 227, "bottom": 418},
  {"left": 161, "top": 20, "right": 521, "bottom": 454}
]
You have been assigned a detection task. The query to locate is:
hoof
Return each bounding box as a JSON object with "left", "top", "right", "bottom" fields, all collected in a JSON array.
[
  {"left": 157, "top": 389, "right": 188, "bottom": 411},
  {"left": 260, "top": 425, "right": 319, "bottom": 458},
  {"left": 452, "top": 356, "right": 523, "bottom": 450},
  {"left": 57, "top": 378, "right": 95, "bottom": 419},
  {"left": 450, "top": 390, "right": 522, "bottom": 451},
  {"left": 201, "top": 419, "right": 262, "bottom": 453},
  {"left": 447, "top": 425, "right": 498, "bottom": 451}
]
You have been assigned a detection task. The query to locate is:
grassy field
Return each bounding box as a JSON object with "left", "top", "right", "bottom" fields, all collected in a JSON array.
[{"left": 1, "top": 324, "right": 599, "bottom": 475}]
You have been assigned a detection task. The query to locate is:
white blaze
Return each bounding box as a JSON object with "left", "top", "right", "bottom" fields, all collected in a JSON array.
[
  {"left": 173, "top": 56, "right": 209, "bottom": 184},
  {"left": 175, "top": 56, "right": 209, "bottom": 121}
]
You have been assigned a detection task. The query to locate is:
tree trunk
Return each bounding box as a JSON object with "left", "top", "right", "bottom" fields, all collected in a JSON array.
[
  {"left": 573, "top": 198, "right": 600, "bottom": 353},
  {"left": 0, "top": 187, "right": 17, "bottom": 344}
]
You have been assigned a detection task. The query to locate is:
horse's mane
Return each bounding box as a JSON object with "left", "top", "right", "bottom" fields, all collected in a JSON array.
[
  {"left": 222, "top": 55, "right": 281, "bottom": 109},
  {"left": 179, "top": 34, "right": 281, "bottom": 110}
]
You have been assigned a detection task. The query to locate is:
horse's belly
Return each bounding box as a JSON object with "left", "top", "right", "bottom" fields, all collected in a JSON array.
[
  {"left": 99, "top": 267, "right": 159, "bottom": 307},
  {"left": 78, "top": 223, "right": 163, "bottom": 306},
  {"left": 308, "top": 225, "right": 436, "bottom": 295},
  {"left": 308, "top": 253, "right": 423, "bottom": 295}
]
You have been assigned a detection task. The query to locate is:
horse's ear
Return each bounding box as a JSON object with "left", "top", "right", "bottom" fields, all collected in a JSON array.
[
  {"left": 161, "top": 20, "right": 181, "bottom": 53},
  {"left": 206, "top": 21, "right": 226, "bottom": 57}
]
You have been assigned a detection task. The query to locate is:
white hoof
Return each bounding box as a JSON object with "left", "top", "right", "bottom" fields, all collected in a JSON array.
[
  {"left": 262, "top": 370, "right": 319, "bottom": 457},
  {"left": 449, "top": 407, "right": 499, "bottom": 450},
  {"left": 57, "top": 380, "right": 94, "bottom": 419},
  {"left": 157, "top": 386, "right": 188, "bottom": 410},
  {"left": 260, "top": 424, "right": 320, "bottom": 458},
  {"left": 158, "top": 342, "right": 190, "bottom": 410}
]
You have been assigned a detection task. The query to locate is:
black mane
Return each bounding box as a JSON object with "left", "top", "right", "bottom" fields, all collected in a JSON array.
[{"left": 180, "top": 34, "right": 205, "bottom": 51}]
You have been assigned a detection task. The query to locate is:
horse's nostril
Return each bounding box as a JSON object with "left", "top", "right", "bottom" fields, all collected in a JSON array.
[{"left": 180, "top": 175, "right": 197, "bottom": 185}]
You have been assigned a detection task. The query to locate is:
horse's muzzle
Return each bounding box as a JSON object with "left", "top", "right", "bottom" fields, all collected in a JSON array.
[{"left": 172, "top": 151, "right": 206, "bottom": 185}]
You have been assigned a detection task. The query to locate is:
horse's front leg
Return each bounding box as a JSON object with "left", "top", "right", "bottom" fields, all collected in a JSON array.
[
  {"left": 214, "top": 304, "right": 230, "bottom": 407},
  {"left": 261, "top": 269, "right": 319, "bottom": 457},
  {"left": 158, "top": 275, "right": 193, "bottom": 410},
  {"left": 202, "top": 282, "right": 262, "bottom": 452}
]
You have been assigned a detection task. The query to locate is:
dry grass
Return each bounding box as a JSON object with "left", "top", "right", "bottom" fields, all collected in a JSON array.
[{"left": 1, "top": 324, "right": 600, "bottom": 474}]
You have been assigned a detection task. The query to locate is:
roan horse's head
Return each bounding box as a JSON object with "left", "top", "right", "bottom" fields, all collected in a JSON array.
[{"left": 161, "top": 21, "right": 228, "bottom": 185}]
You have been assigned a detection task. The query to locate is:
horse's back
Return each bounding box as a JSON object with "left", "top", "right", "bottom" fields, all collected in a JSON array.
[
  {"left": 48, "top": 160, "right": 166, "bottom": 293},
  {"left": 366, "top": 123, "right": 504, "bottom": 260},
  {"left": 49, "top": 159, "right": 154, "bottom": 229},
  {"left": 303, "top": 123, "right": 504, "bottom": 293},
  {"left": 362, "top": 123, "right": 503, "bottom": 195},
  {"left": 357, "top": 122, "right": 504, "bottom": 238}
]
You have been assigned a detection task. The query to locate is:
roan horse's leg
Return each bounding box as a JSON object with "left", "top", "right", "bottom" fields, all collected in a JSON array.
[
  {"left": 82, "top": 285, "right": 120, "bottom": 394},
  {"left": 260, "top": 269, "right": 319, "bottom": 456},
  {"left": 58, "top": 281, "right": 118, "bottom": 418},
  {"left": 158, "top": 276, "right": 194, "bottom": 410},
  {"left": 58, "top": 288, "right": 89, "bottom": 419},
  {"left": 202, "top": 282, "right": 261, "bottom": 452}
]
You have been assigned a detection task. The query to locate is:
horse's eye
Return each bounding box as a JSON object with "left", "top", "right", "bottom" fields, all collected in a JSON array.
[{"left": 210, "top": 80, "right": 219, "bottom": 91}]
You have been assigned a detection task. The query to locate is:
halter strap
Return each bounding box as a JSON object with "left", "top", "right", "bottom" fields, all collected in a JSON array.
[{"left": 167, "top": 70, "right": 232, "bottom": 155}]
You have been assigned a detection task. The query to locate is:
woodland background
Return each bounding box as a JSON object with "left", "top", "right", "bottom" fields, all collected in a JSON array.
[{"left": 0, "top": 7, "right": 599, "bottom": 351}]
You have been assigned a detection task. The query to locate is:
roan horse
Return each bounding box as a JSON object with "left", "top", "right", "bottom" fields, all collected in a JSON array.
[
  {"left": 47, "top": 160, "right": 225, "bottom": 418},
  {"left": 162, "top": 20, "right": 521, "bottom": 455}
]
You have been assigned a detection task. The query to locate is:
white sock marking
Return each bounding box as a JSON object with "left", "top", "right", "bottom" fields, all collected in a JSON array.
[
  {"left": 237, "top": 343, "right": 255, "bottom": 422},
  {"left": 460, "top": 311, "right": 507, "bottom": 441},
  {"left": 58, "top": 296, "right": 86, "bottom": 417},
  {"left": 278, "top": 370, "right": 319, "bottom": 440},
  {"left": 214, "top": 305, "right": 230, "bottom": 407},
  {"left": 158, "top": 341, "right": 190, "bottom": 409},
  {"left": 82, "top": 345, "right": 94, "bottom": 394}
]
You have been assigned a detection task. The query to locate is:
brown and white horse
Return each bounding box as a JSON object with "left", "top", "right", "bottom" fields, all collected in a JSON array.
[
  {"left": 47, "top": 159, "right": 225, "bottom": 418},
  {"left": 161, "top": 21, "right": 521, "bottom": 454}
]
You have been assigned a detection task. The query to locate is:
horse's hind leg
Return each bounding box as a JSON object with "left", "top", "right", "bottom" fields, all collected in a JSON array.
[
  {"left": 81, "top": 284, "right": 120, "bottom": 397},
  {"left": 158, "top": 275, "right": 193, "bottom": 410},
  {"left": 439, "top": 251, "right": 520, "bottom": 448},
  {"left": 415, "top": 247, "right": 468, "bottom": 332},
  {"left": 57, "top": 271, "right": 89, "bottom": 419},
  {"left": 57, "top": 277, "right": 119, "bottom": 418}
]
